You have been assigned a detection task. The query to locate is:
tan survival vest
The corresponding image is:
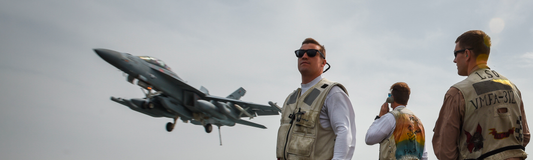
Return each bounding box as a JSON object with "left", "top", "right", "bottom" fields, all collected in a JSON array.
[
  {"left": 276, "top": 78, "right": 347, "bottom": 160},
  {"left": 379, "top": 107, "right": 425, "bottom": 160},
  {"left": 453, "top": 68, "right": 527, "bottom": 160}
]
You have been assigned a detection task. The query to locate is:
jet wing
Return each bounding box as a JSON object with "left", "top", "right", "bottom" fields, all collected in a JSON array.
[
  {"left": 190, "top": 117, "right": 266, "bottom": 129},
  {"left": 205, "top": 95, "right": 281, "bottom": 116},
  {"left": 235, "top": 119, "right": 267, "bottom": 129},
  {"left": 147, "top": 66, "right": 207, "bottom": 98}
]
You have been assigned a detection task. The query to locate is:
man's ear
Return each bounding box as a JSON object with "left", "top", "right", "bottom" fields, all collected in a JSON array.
[
  {"left": 322, "top": 59, "right": 327, "bottom": 67},
  {"left": 465, "top": 49, "right": 471, "bottom": 60}
]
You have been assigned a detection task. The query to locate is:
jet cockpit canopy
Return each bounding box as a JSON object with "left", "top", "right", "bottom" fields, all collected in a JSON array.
[{"left": 138, "top": 56, "right": 172, "bottom": 71}]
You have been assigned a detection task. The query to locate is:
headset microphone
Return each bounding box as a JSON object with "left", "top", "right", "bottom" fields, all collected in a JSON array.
[{"left": 323, "top": 63, "right": 331, "bottom": 73}]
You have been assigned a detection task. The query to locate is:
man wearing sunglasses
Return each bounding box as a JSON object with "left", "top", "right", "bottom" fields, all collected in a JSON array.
[
  {"left": 433, "top": 30, "right": 529, "bottom": 160},
  {"left": 276, "top": 38, "right": 355, "bottom": 160}
]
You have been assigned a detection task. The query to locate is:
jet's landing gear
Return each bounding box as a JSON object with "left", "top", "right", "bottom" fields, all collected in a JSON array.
[
  {"left": 166, "top": 122, "right": 174, "bottom": 132},
  {"left": 204, "top": 123, "right": 213, "bottom": 133},
  {"left": 166, "top": 117, "right": 178, "bottom": 132}
]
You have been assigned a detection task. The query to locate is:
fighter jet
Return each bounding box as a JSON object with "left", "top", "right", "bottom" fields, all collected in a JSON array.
[{"left": 95, "top": 48, "right": 281, "bottom": 142}]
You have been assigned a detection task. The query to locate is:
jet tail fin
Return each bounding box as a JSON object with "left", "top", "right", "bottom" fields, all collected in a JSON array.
[{"left": 226, "top": 87, "right": 246, "bottom": 100}]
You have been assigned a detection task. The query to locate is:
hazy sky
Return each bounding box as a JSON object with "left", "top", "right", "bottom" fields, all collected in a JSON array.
[{"left": 1, "top": 0, "right": 532, "bottom": 159}]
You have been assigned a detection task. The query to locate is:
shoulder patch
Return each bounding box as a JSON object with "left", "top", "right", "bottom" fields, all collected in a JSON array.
[
  {"left": 287, "top": 91, "right": 298, "bottom": 105},
  {"left": 304, "top": 88, "right": 321, "bottom": 106}
]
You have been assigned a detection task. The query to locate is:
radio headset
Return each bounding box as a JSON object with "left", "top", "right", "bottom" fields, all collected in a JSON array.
[{"left": 386, "top": 93, "right": 394, "bottom": 103}]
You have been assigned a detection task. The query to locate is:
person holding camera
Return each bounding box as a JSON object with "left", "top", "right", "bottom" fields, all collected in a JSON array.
[{"left": 365, "top": 82, "right": 427, "bottom": 160}]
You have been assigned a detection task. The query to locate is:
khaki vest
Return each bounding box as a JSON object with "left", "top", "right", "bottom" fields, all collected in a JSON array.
[
  {"left": 453, "top": 68, "right": 527, "bottom": 160},
  {"left": 379, "top": 107, "right": 425, "bottom": 160},
  {"left": 276, "top": 78, "right": 347, "bottom": 160}
]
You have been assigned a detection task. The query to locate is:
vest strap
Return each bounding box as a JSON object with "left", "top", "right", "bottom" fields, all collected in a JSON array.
[{"left": 464, "top": 145, "right": 525, "bottom": 160}]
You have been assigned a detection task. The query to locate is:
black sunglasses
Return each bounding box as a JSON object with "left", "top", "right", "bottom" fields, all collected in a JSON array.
[
  {"left": 295, "top": 49, "right": 325, "bottom": 59},
  {"left": 454, "top": 48, "right": 472, "bottom": 57}
]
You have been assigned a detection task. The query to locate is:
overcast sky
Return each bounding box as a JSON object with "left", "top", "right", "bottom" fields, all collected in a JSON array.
[{"left": 1, "top": 0, "right": 532, "bottom": 159}]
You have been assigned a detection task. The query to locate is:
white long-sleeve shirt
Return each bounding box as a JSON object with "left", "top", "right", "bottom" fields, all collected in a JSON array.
[
  {"left": 365, "top": 106, "right": 428, "bottom": 160},
  {"left": 300, "top": 76, "right": 356, "bottom": 160}
]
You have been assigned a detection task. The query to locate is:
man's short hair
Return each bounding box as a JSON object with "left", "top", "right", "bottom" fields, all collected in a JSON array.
[
  {"left": 302, "top": 38, "right": 326, "bottom": 59},
  {"left": 390, "top": 82, "right": 410, "bottom": 105},
  {"left": 455, "top": 30, "right": 491, "bottom": 58}
]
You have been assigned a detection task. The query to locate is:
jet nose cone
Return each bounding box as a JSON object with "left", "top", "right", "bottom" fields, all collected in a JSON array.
[
  {"left": 94, "top": 48, "right": 117, "bottom": 59},
  {"left": 94, "top": 48, "right": 122, "bottom": 64}
]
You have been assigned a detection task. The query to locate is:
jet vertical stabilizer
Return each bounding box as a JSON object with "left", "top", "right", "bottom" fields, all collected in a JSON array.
[{"left": 227, "top": 87, "right": 246, "bottom": 100}]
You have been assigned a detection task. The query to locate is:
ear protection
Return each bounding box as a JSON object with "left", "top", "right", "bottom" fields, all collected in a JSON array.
[{"left": 386, "top": 93, "right": 394, "bottom": 103}]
